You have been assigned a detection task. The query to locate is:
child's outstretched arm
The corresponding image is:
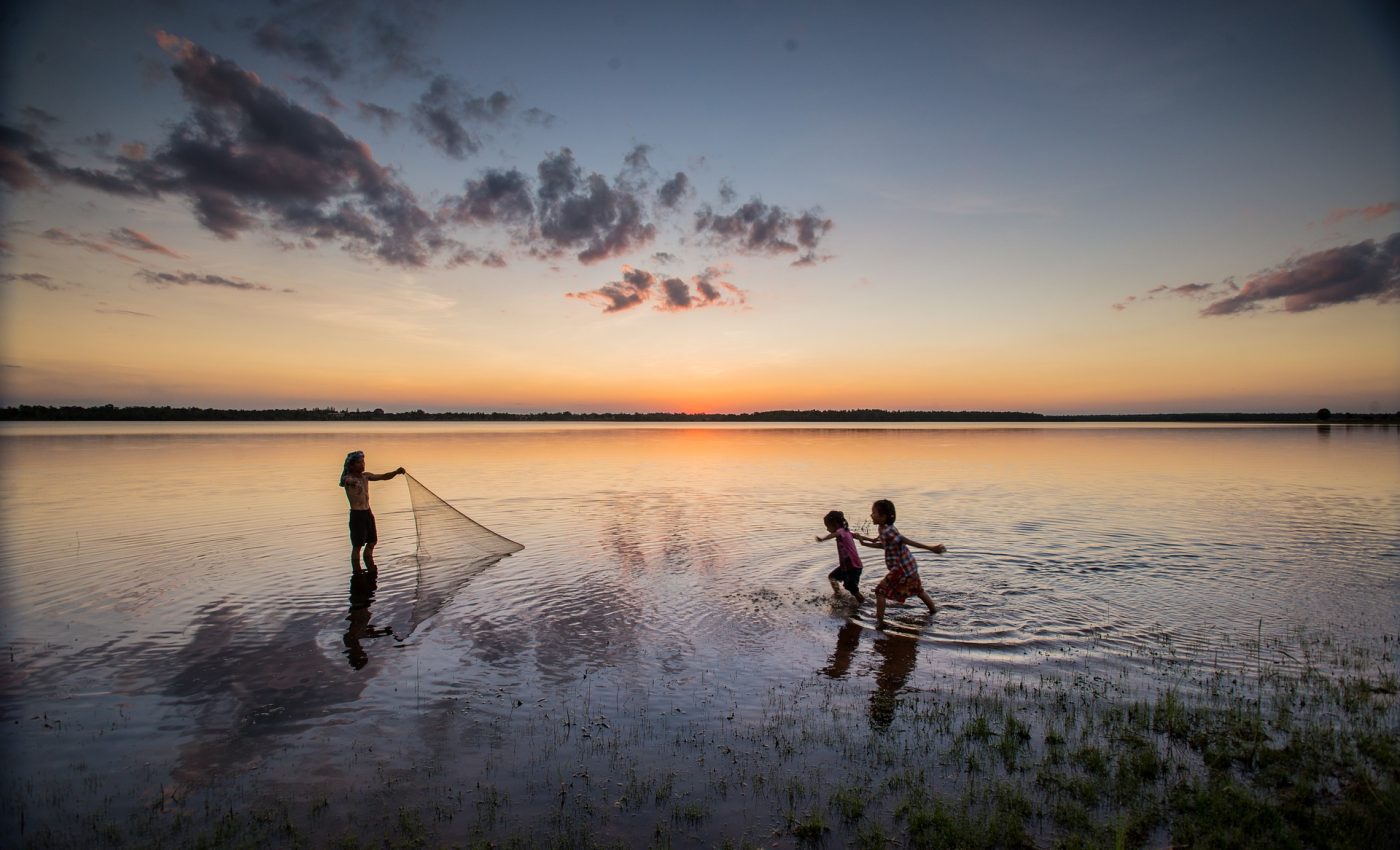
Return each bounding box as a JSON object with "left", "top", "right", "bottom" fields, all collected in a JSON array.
[
  {"left": 903, "top": 536, "right": 946, "bottom": 554},
  {"left": 814, "top": 532, "right": 836, "bottom": 542}
]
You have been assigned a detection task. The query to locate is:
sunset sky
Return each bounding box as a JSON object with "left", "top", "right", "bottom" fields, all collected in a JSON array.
[{"left": 2, "top": 0, "right": 1397, "bottom": 414}]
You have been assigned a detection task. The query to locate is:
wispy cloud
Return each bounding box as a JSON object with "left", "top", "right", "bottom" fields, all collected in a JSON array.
[
  {"left": 1321, "top": 201, "right": 1399, "bottom": 227},
  {"left": 0, "top": 272, "right": 62, "bottom": 291},
  {"left": 136, "top": 268, "right": 278, "bottom": 292},
  {"left": 568, "top": 265, "right": 747, "bottom": 314},
  {"left": 410, "top": 75, "right": 512, "bottom": 159},
  {"left": 110, "top": 227, "right": 183, "bottom": 258},
  {"left": 42, "top": 227, "right": 138, "bottom": 262}
]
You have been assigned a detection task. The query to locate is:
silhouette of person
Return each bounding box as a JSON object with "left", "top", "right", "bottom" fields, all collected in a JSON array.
[
  {"left": 868, "top": 632, "right": 919, "bottom": 729},
  {"left": 821, "top": 621, "right": 863, "bottom": 679},
  {"left": 343, "top": 568, "right": 394, "bottom": 669}
]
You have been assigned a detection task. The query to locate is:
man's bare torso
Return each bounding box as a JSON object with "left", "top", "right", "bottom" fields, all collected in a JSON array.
[{"left": 343, "top": 474, "right": 371, "bottom": 510}]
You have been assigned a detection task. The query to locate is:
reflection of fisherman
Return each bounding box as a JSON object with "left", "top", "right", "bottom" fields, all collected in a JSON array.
[
  {"left": 868, "top": 633, "right": 918, "bottom": 729},
  {"left": 343, "top": 569, "right": 395, "bottom": 669},
  {"left": 821, "top": 621, "right": 862, "bottom": 679},
  {"left": 339, "top": 450, "right": 405, "bottom": 572}
]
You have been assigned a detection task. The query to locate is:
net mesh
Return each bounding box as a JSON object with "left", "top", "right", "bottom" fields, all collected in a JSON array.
[{"left": 404, "top": 473, "right": 523, "bottom": 633}]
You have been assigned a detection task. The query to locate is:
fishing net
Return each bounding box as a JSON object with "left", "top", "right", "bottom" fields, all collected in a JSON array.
[{"left": 404, "top": 473, "right": 523, "bottom": 633}]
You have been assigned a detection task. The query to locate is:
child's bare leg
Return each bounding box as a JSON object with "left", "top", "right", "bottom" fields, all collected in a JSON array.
[
  {"left": 363, "top": 543, "right": 377, "bottom": 572},
  {"left": 351, "top": 545, "right": 363, "bottom": 572},
  {"left": 830, "top": 579, "right": 842, "bottom": 596},
  {"left": 917, "top": 590, "right": 936, "bottom": 613},
  {"left": 874, "top": 594, "right": 887, "bottom": 628}
]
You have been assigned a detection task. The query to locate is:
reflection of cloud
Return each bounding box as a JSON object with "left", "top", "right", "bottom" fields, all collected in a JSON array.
[
  {"left": 569, "top": 265, "right": 747, "bottom": 314},
  {"left": 163, "top": 600, "right": 373, "bottom": 784}
]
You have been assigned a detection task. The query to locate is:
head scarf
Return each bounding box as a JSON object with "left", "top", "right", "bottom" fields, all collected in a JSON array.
[{"left": 340, "top": 450, "right": 365, "bottom": 486}]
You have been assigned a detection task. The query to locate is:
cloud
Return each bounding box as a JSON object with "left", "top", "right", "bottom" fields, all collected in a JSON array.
[
  {"left": 1113, "top": 281, "right": 1224, "bottom": 311},
  {"left": 0, "top": 122, "right": 156, "bottom": 197},
  {"left": 694, "top": 199, "right": 833, "bottom": 264},
  {"left": 440, "top": 168, "right": 534, "bottom": 226},
  {"left": 357, "top": 101, "right": 400, "bottom": 133},
  {"left": 410, "top": 75, "right": 511, "bottom": 159},
  {"left": 96, "top": 307, "right": 155, "bottom": 318},
  {"left": 143, "top": 32, "right": 441, "bottom": 265},
  {"left": 535, "top": 148, "right": 656, "bottom": 263},
  {"left": 569, "top": 265, "right": 747, "bottom": 314},
  {"left": 41, "top": 227, "right": 138, "bottom": 262},
  {"left": 252, "top": 22, "right": 347, "bottom": 79},
  {"left": 136, "top": 268, "right": 277, "bottom": 292},
  {"left": 1201, "top": 233, "right": 1400, "bottom": 316},
  {"left": 292, "top": 75, "right": 342, "bottom": 112},
  {"left": 657, "top": 172, "right": 691, "bottom": 209},
  {"left": 1322, "top": 201, "right": 1399, "bottom": 226},
  {"left": 110, "top": 227, "right": 184, "bottom": 258},
  {"left": 0, "top": 272, "right": 61, "bottom": 291}
]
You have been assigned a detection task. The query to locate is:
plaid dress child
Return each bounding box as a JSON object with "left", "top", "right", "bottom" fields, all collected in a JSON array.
[{"left": 873, "top": 523, "right": 924, "bottom": 602}]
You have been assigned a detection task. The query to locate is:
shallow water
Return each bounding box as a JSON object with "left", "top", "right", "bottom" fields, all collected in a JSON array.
[{"left": 3, "top": 422, "right": 1397, "bottom": 842}]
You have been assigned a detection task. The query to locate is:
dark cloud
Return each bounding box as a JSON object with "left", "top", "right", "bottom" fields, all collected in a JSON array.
[
  {"left": 657, "top": 172, "right": 691, "bottom": 209},
  {"left": 569, "top": 265, "right": 747, "bottom": 314},
  {"left": 694, "top": 199, "right": 833, "bottom": 263},
  {"left": 96, "top": 307, "right": 155, "bottom": 317},
  {"left": 78, "top": 131, "right": 114, "bottom": 151},
  {"left": 652, "top": 251, "right": 677, "bottom": 265},
  {"left": 446, "top": 248, "right": 507, "bottom": 268},
  {"left": 1202, "top": 233, "right": 1400, "bottom": 316},
  {"left": 143, "top": 31, "right": 441, "bottom": 264},
  {"left": 364, "top": 8, "right": 435, "bottom": 78},
  {"left": 535, "top": 149, "right": 656, "bottom": 264},
  {"left": 410, "top": 75, "right": 511, "bottom": 159},
  {"left": 568, "top": 265, "right": 654, "bottom": 313},
  {"left": 440, "top": 168, "right": 533, "bottom": 226},
  {"left": 0, "top": 272, "right": 61, "bottom": 291},
  {"left": 293, "top": 75, "right": 342, "bottom": 112},
  {"left": 252, "top": 22, "right": 347, "bottom": 79},
  {"left": 0, "top": 123, "right": 155, "bottom": 197},
  {"left": 136, "top": 268, "right": 276, "bottom": 292},
  {"left": 356, "top": 101, "right": 400, "bottom": 133},
  {"left": 110, "top": 227, "right": 183, "bottom": 258},
  {"left": 19, "top": 106, "right": 59, "bottom": 130}
]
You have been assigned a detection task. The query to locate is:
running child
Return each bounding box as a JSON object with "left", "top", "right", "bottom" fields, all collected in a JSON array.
[
  {"left": 815, "top": 509, "right": 865, "bottom": 604},
  {"left": 339, "top": 450, "right": 405, "bottom": 572},
  {"left": 855, "top": 499, "right": 945, "bottom": 628}
]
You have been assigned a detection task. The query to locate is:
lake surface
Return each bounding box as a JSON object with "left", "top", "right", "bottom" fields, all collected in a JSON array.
[{"left": 3, "top": 422, "right": 1397, "bottom": 844}]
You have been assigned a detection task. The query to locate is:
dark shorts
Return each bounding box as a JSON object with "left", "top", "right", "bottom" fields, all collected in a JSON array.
[
  {"left": 349, "top": 509, "right": 378, "bottom": 547},
  {"left": 828, "top": 565, "right": 862, "bottom": 595}
]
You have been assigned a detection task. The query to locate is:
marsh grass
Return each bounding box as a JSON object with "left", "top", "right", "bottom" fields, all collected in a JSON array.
[{"left": 10, "top": 630, "right": 1397, "bottom": 849}]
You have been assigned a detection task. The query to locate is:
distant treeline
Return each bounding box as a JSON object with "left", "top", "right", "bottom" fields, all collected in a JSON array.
[{"left": 3, "top": 404, "right": 1395, "bottom": 424}]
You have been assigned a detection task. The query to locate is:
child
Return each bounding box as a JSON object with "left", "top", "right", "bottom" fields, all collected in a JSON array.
[
  {"left": 339, "top": 450, "right": 405, "bottom": 572},
  {"left": 815, "top": 509, "right": 865, "bottom": 604},
  {"left": 855, "top": 499, "right": 945, "bottom": 628}
]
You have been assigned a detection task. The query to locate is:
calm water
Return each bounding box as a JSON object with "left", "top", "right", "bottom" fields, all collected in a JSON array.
[{"left": 3, "top": 422, "right": 1397, "bottom": 842}]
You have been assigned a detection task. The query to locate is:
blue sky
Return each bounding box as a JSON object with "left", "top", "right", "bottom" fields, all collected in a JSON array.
[{"left": 2, "top": 0, "right": 1397, "bottom": 413}]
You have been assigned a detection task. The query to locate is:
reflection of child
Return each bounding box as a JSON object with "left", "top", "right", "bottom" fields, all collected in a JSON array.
[
  {"left": 815, "top": 509, "right": 865, "bottom": 604},
  {"left": 855, "top": 499, "right": 945, "bottom": 628}
]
